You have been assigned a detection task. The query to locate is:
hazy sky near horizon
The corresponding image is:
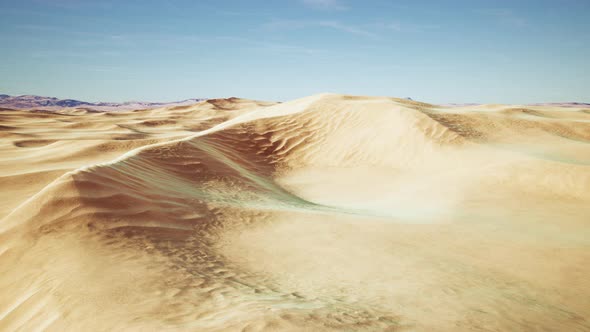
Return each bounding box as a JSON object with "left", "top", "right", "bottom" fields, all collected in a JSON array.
[{"left": 0, "top": 0, "right": 588, "bottom": 103}]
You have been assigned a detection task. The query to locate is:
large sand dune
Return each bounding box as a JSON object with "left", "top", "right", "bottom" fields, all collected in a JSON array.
[{"left": 1, "top": 94, "right": 589, "bottom": 331}]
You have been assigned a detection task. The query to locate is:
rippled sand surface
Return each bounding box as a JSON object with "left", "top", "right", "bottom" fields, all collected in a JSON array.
[{"left": 1, "top": 94, "right": 589, "bottom": 331}]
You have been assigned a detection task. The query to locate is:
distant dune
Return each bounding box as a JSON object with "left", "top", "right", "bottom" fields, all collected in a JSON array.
[
  {"left": 0, "top": 94, "right": 206, "bottom": 112},
  {"left": 1, "top": 94, "right": 589, "bottom": 331}
]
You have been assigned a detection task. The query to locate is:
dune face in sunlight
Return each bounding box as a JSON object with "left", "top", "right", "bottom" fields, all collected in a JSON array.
[{"left": 1, "top": 94, "right": 589, "bottom": 331}]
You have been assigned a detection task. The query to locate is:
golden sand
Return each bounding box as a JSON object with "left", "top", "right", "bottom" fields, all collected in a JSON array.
[{"left": 1, "top": 94, "right": 589, "bottom": 331}]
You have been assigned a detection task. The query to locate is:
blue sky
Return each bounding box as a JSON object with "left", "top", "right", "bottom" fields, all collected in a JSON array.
[{"left": 0, "top": 0, "right": 588, "bottom": 103}]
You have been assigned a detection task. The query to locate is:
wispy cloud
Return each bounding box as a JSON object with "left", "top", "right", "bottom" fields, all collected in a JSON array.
[
  {"left": 477, "top": 9, "right": 528, "bottom": 27},
  {"left": 16, "top": 23, "right": 123, "bottom": 40},
  {"left": 382, "top": 22, "right": 402, "bottom": 32},
  {"left": 262, "top": 19, "right": 378, "bottom": 39},
  {"left": 371, "top": 21, "right": 440, "bottom": 33},
  {"left": 32, "top": 0, "right": 113, "bottom": 10},
  {"left": 82, "top": 65, "right": 127, "bottom": 73},
  {"left": 262, "top": 18, "right": 440, "bottom": 39},
  {"left": 100, "top": 34, "right": 323, "bottom": 55},
  {"left": 317, "top": 21, "right": 376, "bottom": 38},
  {"left": 29, "top": 50, "right": 121, "bottom": 58},
  {"left": 210, "top": 36, "right": 324, "bottom": 55},
  {"left": 301, "top": 0, "right": 348, "bottom": 11}
]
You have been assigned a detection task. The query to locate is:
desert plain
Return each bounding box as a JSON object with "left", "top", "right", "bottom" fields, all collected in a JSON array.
[{"left": 0, "top": 94, "right": 589, "bottom": 331}]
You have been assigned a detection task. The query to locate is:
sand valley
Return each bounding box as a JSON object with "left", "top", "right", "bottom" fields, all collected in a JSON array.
[{"left": 1, "top": 94, "right": 589, "bottom": 331}]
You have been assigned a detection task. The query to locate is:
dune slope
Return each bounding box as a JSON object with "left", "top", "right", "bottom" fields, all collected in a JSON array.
[{"left": 1, "top": 94, "right": 589, "bottom": 331}]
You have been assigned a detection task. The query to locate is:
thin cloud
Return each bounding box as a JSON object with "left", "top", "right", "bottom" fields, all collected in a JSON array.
[
  {"left": 301, "top": 0, "right": 348, "bottom": 11},
  {"left": 372, "top": 21, "right": 440, "bottom": 33},
  {"left": 32, "top": 0, "right": 113, "bottom": 10},
  {"left": 477, "top": 9, "right": 528, "bottom": 27},
  {"left": 262, "top": 19, "right": 378, "bottom": 39},
  {"left": 212, "top": 36, "right": 324, "bottom": 55},
  {"left": 16, "top": 24, "right": 120, "bottom": 39},
  {"left": 84, "top": 66, "right": 127, "bottom": 73},
  {"left": 384, "top": 22, "right": 402, "bottom": 32},
  {"left": 29, "top": 50, "right": 121, "bottom": 58},
  {"left": 317, "top": 21, "right": 377, "bottom": 38}
]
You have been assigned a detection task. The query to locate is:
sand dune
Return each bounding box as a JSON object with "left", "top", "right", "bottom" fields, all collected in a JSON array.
[{"left": 1, "top": 94, "right": 589, "bottom": 331}]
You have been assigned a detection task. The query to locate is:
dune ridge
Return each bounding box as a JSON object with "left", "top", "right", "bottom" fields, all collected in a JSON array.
[{"left": 1, "top": 94, "right": 589, "bottom": 331}]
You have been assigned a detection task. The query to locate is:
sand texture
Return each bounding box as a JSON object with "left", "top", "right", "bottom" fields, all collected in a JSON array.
[{"left": 1, "top": 94, "right": 589, "bottom": 331}]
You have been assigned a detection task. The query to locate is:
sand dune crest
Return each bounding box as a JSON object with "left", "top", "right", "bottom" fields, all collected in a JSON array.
[{"left": 1, "top": 94, "right": 589, "bottom": 331}]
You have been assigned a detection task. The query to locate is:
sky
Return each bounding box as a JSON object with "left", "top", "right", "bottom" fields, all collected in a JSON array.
[{"left": 0, "top": 0, "right": 588, "bottom": 104}]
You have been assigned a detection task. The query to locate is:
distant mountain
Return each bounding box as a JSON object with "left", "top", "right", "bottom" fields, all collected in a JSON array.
[
  {"left": 0, "top": 94, "right": 205, "bottom": 111},
  {"left": 530, "top": 102, "right": 590, "bottom": 108}
]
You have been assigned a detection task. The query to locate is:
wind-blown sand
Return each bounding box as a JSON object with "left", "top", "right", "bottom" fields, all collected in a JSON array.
[{"left": 0, "top": 94, "right": 589, "bottom": 331}]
